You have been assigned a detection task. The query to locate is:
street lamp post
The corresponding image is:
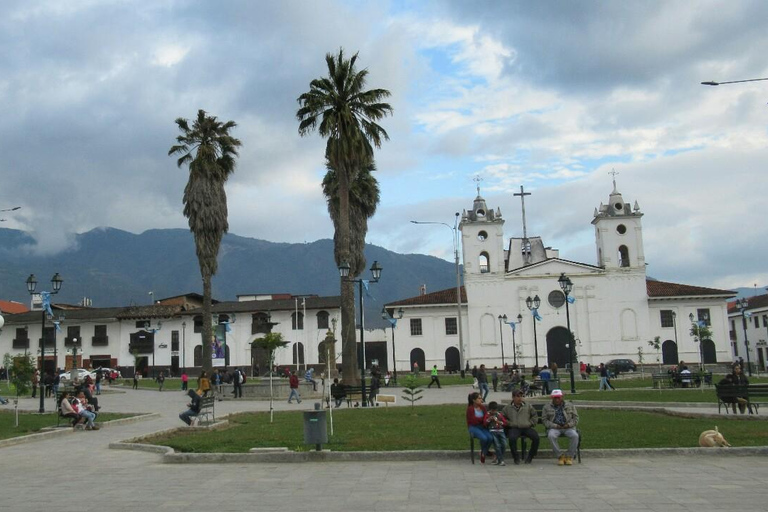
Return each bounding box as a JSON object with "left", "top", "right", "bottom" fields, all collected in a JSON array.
[
  {"left": 512, "top": 314, "right": 522, "bottom": 367},
  {"left": 339, "top": 260, "right": 383, "bottom": 407},
  {"left": 736, "top": 298, "right": 753, "bottom": 376},
  {"left": 26, "top": 272, "right": 63, "bottom": 413},
  {"left": 525, "top": 295, "right": 541, "bottom": 367},
  {"left": 181, "top": 321, "right": 186, "bottom": 375},
  {"left": 497, "top": 314, "right": 507, "bottom": 367},
  {"left": 411, "top": 213, "right": 466, "bottom": 376},
  {"left": 558, "top": 273, "right": 576, "bottom": 394},
  {"left": 381, "top": 307, "right": 403, "bottom": 385},
  {"left": 672, "top": 311, "right": 678, "bottom": 361}
]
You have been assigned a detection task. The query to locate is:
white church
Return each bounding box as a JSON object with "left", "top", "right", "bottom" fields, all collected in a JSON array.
[{"left": 386, "top": 181, "right": 736, "bottom": 373}]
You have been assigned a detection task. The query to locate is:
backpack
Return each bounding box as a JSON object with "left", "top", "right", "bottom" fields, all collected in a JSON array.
[
  {"left": 238, "top": 371, "right": 244, "bottom": 384},
  {"left": 241, "top": 372, "right": 246, "bottom": 384}
]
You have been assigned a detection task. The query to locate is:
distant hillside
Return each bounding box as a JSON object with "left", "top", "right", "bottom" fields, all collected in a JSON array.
[{"left": 0, "top": 227, "right": 457, "bottom": 328}]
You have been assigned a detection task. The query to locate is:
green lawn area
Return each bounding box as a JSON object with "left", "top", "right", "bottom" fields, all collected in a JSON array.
[
  {"left": 0, "top": 410, "right": 134, "bottom": 440},
  {"left": 146, "top": 405, "right": 768, "bottom": 453}
]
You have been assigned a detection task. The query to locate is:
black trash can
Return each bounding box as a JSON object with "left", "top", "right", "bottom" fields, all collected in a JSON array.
[{"left": 303, "top": 403, "right": 328, "bottom": 451}]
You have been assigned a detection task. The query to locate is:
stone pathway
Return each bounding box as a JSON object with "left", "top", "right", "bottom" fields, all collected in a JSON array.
[{"left": 3, "top": 384, "right": 766, "bottom": 511}]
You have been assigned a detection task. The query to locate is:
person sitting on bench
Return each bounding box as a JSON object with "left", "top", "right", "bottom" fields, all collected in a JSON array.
[
  {"left": 501, "top": 389, "right": 540, "bottom": 465},
  {"left": 542, "top": 389, "right": 579, "bottom": 466},
  {"left": 72, "top": 391, "right": 99, "bottom": 430},
  {"left": 59, "top": 391, "right": 84, "bottom": 428},
  {"left": 179, "top": 389, "right": 202, "bottom": 426}
]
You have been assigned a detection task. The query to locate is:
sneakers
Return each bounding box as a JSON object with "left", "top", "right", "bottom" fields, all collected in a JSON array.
[
  {"left": 480, "top": 453, "right": 486, "bottom": 464},
  {"left": 524, "top": 458, "right": 533, "bottom": 464},
  {"left": 497, "top": 461, "right": 506, "bottom": 466},
  {"left": 491, "top": 459, "right": 499, "bottom": 465},
  {"left": 557, "top": 455, "right": 566, "bottom": 466},
  {"left": 564, "top": 456, "right": 573, "bottom": 466}
]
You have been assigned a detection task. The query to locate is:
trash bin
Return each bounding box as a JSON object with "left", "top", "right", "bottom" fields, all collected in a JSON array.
[{"left": 303, "top": 403, "right": 327, "bottom": 451}]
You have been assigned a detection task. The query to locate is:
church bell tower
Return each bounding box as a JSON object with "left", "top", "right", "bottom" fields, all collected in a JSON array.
[{"left": 592, "top": 176, "right": 645, "bottom": 270}]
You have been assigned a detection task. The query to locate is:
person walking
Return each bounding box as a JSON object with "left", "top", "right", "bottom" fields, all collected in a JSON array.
[
  {"left": 132, "top": 372, "right": 139, "bottom": 390},
  {"left": 477, "top": 364, "right": 490, "bottom": 401},
  {"left": 288, "top": 371, "right": 301, "bottom": 404},
  {"left": 427, "top": 365, "right": 442, "bottom": 389},
  {"left": 156, "top": 371, "right": 165, "bottom": 392},
  {"left": 31, "top": 369, "right": 39, "bottom": 398},
  {"left": 232, "top": 368, "right": 243, "bottom": 398},
  {"left": 94, "top": 369, "right": 102, "bottom": 395},
  {"left": 181, "top": 371, "right": 188, "bottom": 391},
  {"left": 491, "top": 367, "right": 499, "bottom": 392}
]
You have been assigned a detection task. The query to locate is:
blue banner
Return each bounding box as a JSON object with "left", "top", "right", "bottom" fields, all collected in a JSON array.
[
  {"left": 532, "top": 308, "right": 542, "bottom": 321},
  {"left": 567, "top": 295, "right": 575, "bottom": 304},
  {"left": 40, "top": 291, "right": 53, "bottom": 317}
]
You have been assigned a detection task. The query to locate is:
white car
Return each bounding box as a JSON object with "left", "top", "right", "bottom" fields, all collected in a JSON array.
[{"left": 59, "top": 369, "right": 96, "bottom": 382}]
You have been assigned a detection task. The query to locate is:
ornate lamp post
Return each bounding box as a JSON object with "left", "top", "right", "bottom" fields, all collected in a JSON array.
[
  {"left": 497, "top": 314, "right": 507, "bottom": 367},
  {"left": 339, "top": 260, "right": 382, "bottom": 407},
  {"left": 381, "top": 307, "right": 404, "bottom": 385},
  {"left": 558, "top": 273, "right": 576, "bottom": 394},
  {"left": 736, "top": 298, "right": 752, "bottom": 376},
  {"left": 525, "top": 295, "right": 541, "bottom": 367},
  {"left": 511, "top": 314, "right": 522, "bottom": 367},
  {"left": 181, "top": 321, "right": 186, "bottom": 375},
  {"left": 26, "top": 272, "right": 63, "bottom": 413}
]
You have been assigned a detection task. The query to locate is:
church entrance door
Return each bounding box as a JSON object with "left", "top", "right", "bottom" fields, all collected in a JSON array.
[
  {"left": 662, "top": 340, "right": 678, "bottom": 365},
  {"left": 545, "top": 327, "right": 571, "bottom": 369},
  {"left": 410, "top": 348, "right": 425, "bottom": 374},
  {"left": 445, "top": 347, "right": 460, "bottom": 373},
  {"left": 702, "top": 339, "right": 717, "bottom": 364}
]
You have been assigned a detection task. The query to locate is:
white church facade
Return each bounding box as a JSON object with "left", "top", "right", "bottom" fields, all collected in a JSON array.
[{"left": 386, "top": 182, "right": 736, "bottom": 373}]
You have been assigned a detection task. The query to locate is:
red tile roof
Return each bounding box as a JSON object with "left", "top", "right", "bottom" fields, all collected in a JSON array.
[
  {"left": 0, "top": 300, "right": 29, "bottom": 314},
  {"left": 646, "top": 280, "right": 736, "bottom": 298},
  {"left": 386, "top": 287, "right": 467, "bottom": 307}
]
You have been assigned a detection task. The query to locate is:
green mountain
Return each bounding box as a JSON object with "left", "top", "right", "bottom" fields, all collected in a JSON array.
[{"left": 0, "top": 227, "right": 457, "bottom": 327}]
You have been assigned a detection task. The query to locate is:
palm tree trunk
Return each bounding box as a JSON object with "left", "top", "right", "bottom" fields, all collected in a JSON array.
[
  {"left": 337, "top": 162, "right": 359, "bottom": 384},
  {"left": 201, "top": 272, "right": 213, "bottom": 374},
  {"left": 340, "top": 277, "right": 358, "bottom": 384}
]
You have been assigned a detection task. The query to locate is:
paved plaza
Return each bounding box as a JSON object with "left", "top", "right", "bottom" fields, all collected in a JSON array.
[{"left": 3, "top": 384, "right": 768, "bottom": 511}]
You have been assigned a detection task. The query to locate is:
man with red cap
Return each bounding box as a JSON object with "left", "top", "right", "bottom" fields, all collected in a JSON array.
[{"left": 542, "top": 389, "right": 579, "bottom": 465}]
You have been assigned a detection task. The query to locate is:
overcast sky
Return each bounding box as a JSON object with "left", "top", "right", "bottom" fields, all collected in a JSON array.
[{"left": 1, "top": 0, "right": 766, "bottom": 291}]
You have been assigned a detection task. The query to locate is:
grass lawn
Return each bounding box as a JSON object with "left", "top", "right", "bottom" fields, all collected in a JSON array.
[
  {"left": 146, "top": 405, "right": 768, "bottom": 453},
  {"left": 0, "top": 410, "right": 134, "bottom": 440}
]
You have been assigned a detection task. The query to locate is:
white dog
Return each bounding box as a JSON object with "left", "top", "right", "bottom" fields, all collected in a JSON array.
[{"left": 699, "top": 426, "right": 731, "bottom": 447}]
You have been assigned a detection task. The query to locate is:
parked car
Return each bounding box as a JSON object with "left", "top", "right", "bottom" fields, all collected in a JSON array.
[
  {"left": 58, "top": 369, "right": 96, "bottom": 382},
  {"left": 606, "top": 359, "right": 637, "bottom": 375}
]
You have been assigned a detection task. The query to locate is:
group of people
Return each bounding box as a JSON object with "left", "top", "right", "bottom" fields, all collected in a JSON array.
[
  {"left": 467, "top": 388, "right": 580, "bottom": 466},
  {"left": 59, "top": 389, "right": 100, "bottom": 430}
]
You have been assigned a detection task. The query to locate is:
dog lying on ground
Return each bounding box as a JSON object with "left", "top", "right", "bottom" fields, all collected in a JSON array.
[{"left": 699, "top": 426, "right": 731, "bottom": 447}]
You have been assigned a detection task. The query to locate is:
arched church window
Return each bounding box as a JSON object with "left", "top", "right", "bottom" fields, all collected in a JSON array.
[
  {"left": 479, "top": 252, "right": 490, "bottom": 273},
  {"left": 618, "top": 245, "right": 630, "bottom": 267}
]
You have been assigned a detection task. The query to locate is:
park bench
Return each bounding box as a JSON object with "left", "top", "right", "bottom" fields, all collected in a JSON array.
[
  {"left": 324, "top": 385, "right": 366, "bottom": 408},
  {"left": 531, "top": 378, "right": 560, "bottom": 396},
  {"left": 652, "top": 373, "right": 672, "bottom": 389},
  {"left": 670, "top": 371, "right": 712, "bottom": 388},
  {"left": 717, "top": 383, "right": 768, "bottom": 415},
  {"left": 470, "top": 403, "right": 582, "bottom": 464},
  {"left": 196, "top": 395, "right": 216, "bottom": 425}
]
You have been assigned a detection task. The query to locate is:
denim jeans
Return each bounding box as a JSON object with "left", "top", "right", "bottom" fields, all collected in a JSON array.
[
  {"left": 490, "top": 431, "right": 506, "bottom": 462},
  {"left": 288, "top": 388, "right": 301, "bottom": 403},
  {"left": 468, "top": 426, "right": 493, "bottom": 455},
  {"left": 79, "top": 410, "right": 96, "bottom": 428},
  {"left": 179, "top": 409, "right": 198, "bottom": 426},
  {"left": 478, "top": 382, "right": 490, "bottom": 400}
]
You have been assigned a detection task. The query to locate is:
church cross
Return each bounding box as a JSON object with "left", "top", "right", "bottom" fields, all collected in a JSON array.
[
  {"left": 513, "top": 185, "right": 531, "bottom": 242},
  {"left": 609, "top": 169, "right": 619, "bottom": 190},
  {"left": 473, "top": 175, "right": 483, "bottom": 195}
]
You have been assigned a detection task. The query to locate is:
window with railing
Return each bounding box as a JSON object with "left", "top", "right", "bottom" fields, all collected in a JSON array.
[
  {"left": 12, "top": 328, "right": 29, "bottom": 349},
  {"left": 65, "top": 326, "right": 81, "bottom": 347},
  {"left": 92, "top": 324, "right": 108, "bottom": 346}
]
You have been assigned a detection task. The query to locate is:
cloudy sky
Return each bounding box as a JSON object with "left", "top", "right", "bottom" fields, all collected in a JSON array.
[{"left": 1, "top": 0, "right": 766, "bottom": 291}]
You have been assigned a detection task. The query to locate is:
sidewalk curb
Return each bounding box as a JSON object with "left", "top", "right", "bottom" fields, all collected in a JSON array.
[
  {"left": 109, "top": 438, "right": 768, "bottom": 464},
  {"left": 0, "top": 413, "right": 159, "bottom": 449}
]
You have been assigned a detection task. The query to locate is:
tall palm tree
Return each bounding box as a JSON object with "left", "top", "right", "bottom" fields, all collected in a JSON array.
[
  {"left": 169, "top": 109, "right": 241, "bottom": 374},
  {"left": 297, "top": 49, "right": 392, "bottom": 383}
]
